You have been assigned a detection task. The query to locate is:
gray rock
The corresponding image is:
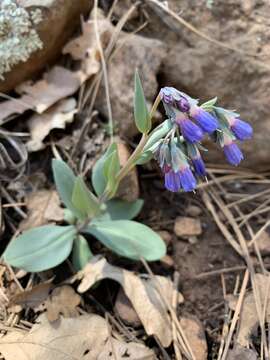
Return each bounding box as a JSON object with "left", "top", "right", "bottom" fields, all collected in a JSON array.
[
  {"left": 0, "top": 0, "right": 92, "bottom": 93},
  {"left": 96, "top": 33, "right": 166, "bottom": 137}
]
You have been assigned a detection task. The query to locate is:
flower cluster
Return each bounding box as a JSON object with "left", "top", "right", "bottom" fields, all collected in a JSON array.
[{"left": 154, "top": 87, "right": 253, "bottom": 193}]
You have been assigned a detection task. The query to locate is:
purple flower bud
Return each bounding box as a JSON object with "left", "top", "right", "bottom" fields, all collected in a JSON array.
[
  {"left": 191, "top": 107, "right": 218, "bottom": 133},
  {"left": 176, "top": 96, "right": 190, "bottom": 112},
  {"left": 160, "top": 87, "right": 174, "bottom": 105},
  {"left": 164, "top": 169, "right": 182, "bottom": 192},
  {"left": 223, "top": 141, "right": 244, "bottom": 166},
  {"left": 176, "top": 117, "right": 204, "bottom": 143},
  {"left": 192, "top": 157, "right": 207, "bottom": 177},
  {"left": 230, "top": 118, "right": 253, "bottom": 141},
  {"left": 179, "top": 166, "right": 197, "bottom": 192}
]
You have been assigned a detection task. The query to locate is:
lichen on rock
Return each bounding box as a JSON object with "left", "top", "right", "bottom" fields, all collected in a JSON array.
[{"left": 0, "top": 0, "right": 43, "bottom": 79}]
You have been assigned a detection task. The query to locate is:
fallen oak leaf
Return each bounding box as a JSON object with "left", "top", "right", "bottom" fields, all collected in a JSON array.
[
  {"left": 20, "top": 190, "right": 64, "bottom": 231},
  {"left": 63, "top": 16, "right": 113, "bottom": 78},
  {"left": 26, "top": 98, "right": 77, "bottom": 152},
  {"left": 10, "top": 282, "right": 53, "bottom": 311},
  {"left": 98, "top": 338, "right": 155, "bottom": 360},
  {"left": 0, "top": 313, "right": 155, "bottom": 360},
  {"left": 45, "top": 285, "right": 81, "bottom": 322},
  {"left": 0, "top": 66, "right": 83, "bottom": 122},
  {"left": 76, "top": 256, "right": 184, "bottom": 348}
]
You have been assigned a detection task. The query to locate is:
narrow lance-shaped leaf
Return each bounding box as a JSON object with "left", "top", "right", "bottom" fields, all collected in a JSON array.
[
  {"left": 72, "top": 176, "right": 101, "bottom": 220},
  {"left": 3, "top": 225, "right": 76, "bottom": 272},
  {"left": 84, "top": 220, "right": 166, "bottom": 261},
  {"left": 72, "top": 235, "right": 93, "bottom": 271},
  {"left": 52, "top": 159, "right": 82, "bottom": 219},
  {"left": 91, "top": 143, "right": 117, "bottom": 196},
  {"left": 134, "top": 70, "right": 151, "bottom": 134}
]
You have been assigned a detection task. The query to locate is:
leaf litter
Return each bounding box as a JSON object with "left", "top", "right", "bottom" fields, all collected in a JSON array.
[
  {"left": 26, "top": 98, "right": 77, "bottom": 152},
  {"left": 75, "top": 256, "right": 184, "bottom": 348},
  {"left": 0, "top": 313, "right": 155, "bottom": 360},
  {"left": 19, "top": 189, "right": 64, "bottom": 231},
  {"left": 227, "top": 273, "right": 270, "bottom": 349}
]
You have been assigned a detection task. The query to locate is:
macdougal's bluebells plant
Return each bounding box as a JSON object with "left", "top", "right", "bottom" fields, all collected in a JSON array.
[
  {"left": 148, "top": 86, "right": 253, "bottom": 192},
  {"left": 2, "top": 71, "right": 253, "bottom": 273}
]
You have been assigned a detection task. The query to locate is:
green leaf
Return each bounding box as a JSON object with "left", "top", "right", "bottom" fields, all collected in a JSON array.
[
  {"left": 72, "top": 235, "right": 93, "bottom": 271},
  {"left": 52, "top": 159, "right": 82, "bottom": 219},
  {"left": 134, "top": 70, "right": 150, "bottom": 134},
  {"left": 136, "top": 119, "right": 173, "bottom": 165},
  {"left": 91, "top": 143, "right": 117, "bottom": 196},
  {"left": 3, "top": 225, "right": 76, "bottom": 272},
  {"left": 72, "top": 176, "right": 101, "bottom": 220},
  {"left": 84, "top": 220, "right": 166, "bottom": 261},
  {"left": 143, "top": 119, "right": 173, "bottom": 152},
  {"left": 103, "top": 149, "right": 120, "bottom": 195},
  {"left": 105, "top": 198, "right": 144, "bottom": 220},
  {"left": 200, "top": 97, "right": 218, "bottom": 110}
]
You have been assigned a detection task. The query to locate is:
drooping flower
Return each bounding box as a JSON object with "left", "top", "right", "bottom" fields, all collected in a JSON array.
[
  {"left": 164, "top": 168, "right": 182, "bottom": 192},
  {"left": 228, "top": 117, "right": 253, "bottom": 141},
  {"left": 176, "top": 113, "right": 203, "bottom": 144},
  {"left": 223, "top": 139, "right": 244, "bottom": 165},
  {"left": 179, "top": 166, "right": 197, "bottom": 192},
  {"left": 157, "top": 140, "right": 197, "bottom": 192},
  {"left": 192, "top": 156, "right": 206, "bottom": 177},
  {"left": 190, "top": 106, "right": 218, "bottom": 134}
]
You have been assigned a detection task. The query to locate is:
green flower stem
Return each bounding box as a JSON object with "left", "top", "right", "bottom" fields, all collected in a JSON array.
[
  {"left": 115, "top": 93, "right": 162, "bottom": 183},
  {"left": 149, "top": 93, "right": 161, "bottom": 120},
  {"left": 100, "top": 94, "right": 162, "bottom": 203}
]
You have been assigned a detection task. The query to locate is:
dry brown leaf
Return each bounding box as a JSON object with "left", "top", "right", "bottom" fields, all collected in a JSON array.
[
  {"left": 26, "top": 98, "right": 77, "bottom": 151},
  {"left": 20, "top": 190, "right": 64, "bottom": 231},
  {"left": 227, "top": 345, "right": 258, "bottom": 360},
  {"left": 0, "top": 314, "right": 155, "bottom": 360},
  {"left": 114, "top": 288, "right": 141, "bottom": 327},
  {"left": 227, "top": 273, "right": 270, "bottom": 348},
  {"left": 45, "top": 285, "right": 81, "bottom": 322},
  {"left": 0, "top": 66, "right": 83, "bottom": 122},
  {"left": 180, "top": 316, "right": 207, "bottom": 360},
  {"left": 98, "top": 338, "right": 155, "bottom": 360},
  {"left": 63, "top": 17, "right": 113, "bottom": 78},
  {"left": 10, "top": 283, "right": 53, "bottom": 311},
  {"left": 76, "top": 256, "right": 184, "bottom": 347}
]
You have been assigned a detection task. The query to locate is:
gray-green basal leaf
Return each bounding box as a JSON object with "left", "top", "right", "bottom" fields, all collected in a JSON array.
[
  {"left": 72, "top": 235, "right": 93, "bottom": 271},
  {"left": 72, "top": 176, "right": 101, "bottom": 220},
  {"left": 52, "top": 159, "right": 82, "bottom": 219},
  {"left": 91, "top": 143, "right": 117, "bottom": 196},
  {"left": 104, "top": 198, "right": 144, "bottom": 220},
  {"left": 3, "top": 225, "right": 76, "bottom": 272},
  {"left": 84, "top": 220, "right": 166, "bottom": 261}
]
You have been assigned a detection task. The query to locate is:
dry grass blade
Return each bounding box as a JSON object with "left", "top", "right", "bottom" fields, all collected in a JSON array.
[
  {"left": 220, "top": 270, "right": 249, "bottom": 360},
  {"left": 201, "top": 190, "right": 242, "bottom": 255},
  {"left": 141, "top": 258, "right": 196, "bottom": 360},
  {"left": 227, "top": 188, "right": 270, "bottom": 208}
]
